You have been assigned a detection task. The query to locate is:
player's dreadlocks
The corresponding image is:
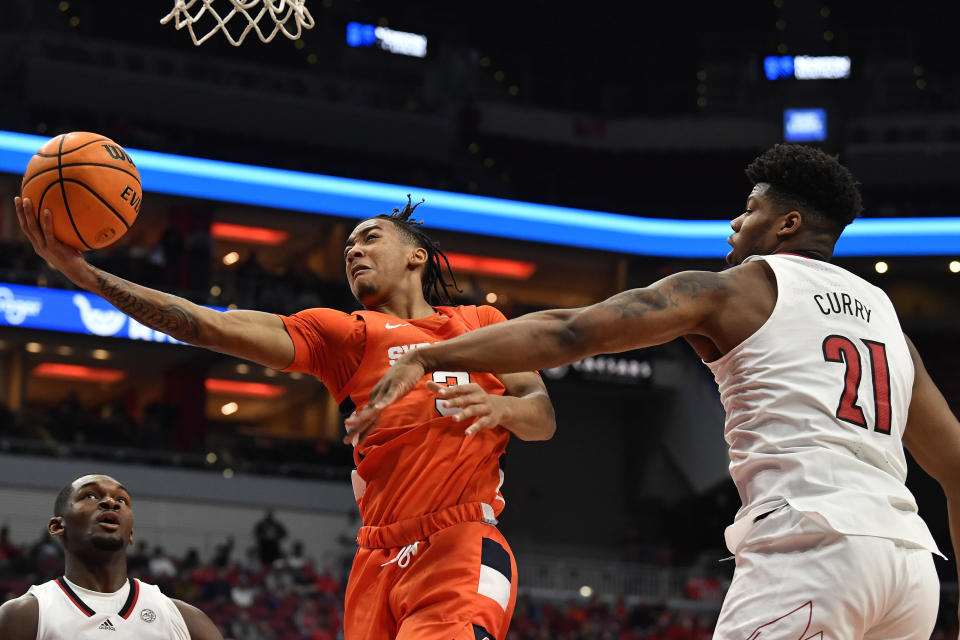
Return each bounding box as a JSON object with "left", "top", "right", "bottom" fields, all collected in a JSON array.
[
  {"left": 745, "top": 144, "right": 863, "bottom": 240},
  {"left": 372, "top": 195, "right": 462, "bottom": 306}
]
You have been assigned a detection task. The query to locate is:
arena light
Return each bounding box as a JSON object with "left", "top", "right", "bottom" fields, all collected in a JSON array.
[
  {"left": 211, "top": 222, "right": 289, "bottom": 245},
  {"left": 32, "top": 363, "right": 126, "bottom": 383},
  {"left": 444, "top": 252, "right": 536, "bottom": 280},
  {"left": 764, "top": 56, "right": 795, "bottom": 80},
  {"left": 794, "top": 56, "right": 851, "bottom": 80},
  {"left": 205, "top": 378, "right": 286, "bottom": 398},
  {"left": 784, "top": 108, "right": 827, "bottom": 143},
  {"left": 346, "top": 22, "right": 375, "bottom": 47},
  {"left": 1, "top": 129, "right": 959, "bottom": 257},
  {"left": 764, "top": 55, "right": 851, "bottom": 80},
  {"left": 346, "top": 22, "right": 427, "bottom": 58}
]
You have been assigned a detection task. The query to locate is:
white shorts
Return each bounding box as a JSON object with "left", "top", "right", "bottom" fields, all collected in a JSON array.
[{"left": 714, "top": 504, "right": 939, "bottom": 640}]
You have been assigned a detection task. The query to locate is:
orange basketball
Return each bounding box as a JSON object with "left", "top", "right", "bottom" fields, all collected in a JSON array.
[{"left": 20, "top": 131, "right": 142, "bottom": 251}]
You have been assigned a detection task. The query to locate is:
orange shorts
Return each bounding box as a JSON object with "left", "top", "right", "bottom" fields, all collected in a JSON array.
[{"left": 344, "top": 504, "right": 517, "bottom": 640}]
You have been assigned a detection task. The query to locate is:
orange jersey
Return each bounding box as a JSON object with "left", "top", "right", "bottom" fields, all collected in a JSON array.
[{"left": 282, "top": 305, "right": 510, "bottom": 528}]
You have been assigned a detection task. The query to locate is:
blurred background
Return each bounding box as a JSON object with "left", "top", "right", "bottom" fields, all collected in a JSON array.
[{"left": 0, "top": 1, "right": 958, "bottom": 638}]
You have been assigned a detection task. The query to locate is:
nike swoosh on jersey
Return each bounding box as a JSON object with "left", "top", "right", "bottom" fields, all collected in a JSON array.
[{"left": 385, "top": 323, "right": 410, "bottom": 329}]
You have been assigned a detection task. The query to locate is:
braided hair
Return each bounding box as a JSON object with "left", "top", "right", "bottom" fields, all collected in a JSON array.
[{"left": 370, "top": 195, "right": 462, "bottom": 306}]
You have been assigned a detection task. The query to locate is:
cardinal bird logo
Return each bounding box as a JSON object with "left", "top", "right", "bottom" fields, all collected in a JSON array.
[{"left": 746, "top": 601, "right": 823, "bottom": 640}]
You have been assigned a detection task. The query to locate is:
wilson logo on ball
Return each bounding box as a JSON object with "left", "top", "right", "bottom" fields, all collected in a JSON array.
[{"left": 101, "top": 144, "right": 137, "bottom": 167}]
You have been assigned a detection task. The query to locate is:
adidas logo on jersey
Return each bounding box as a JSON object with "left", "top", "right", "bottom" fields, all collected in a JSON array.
[
  {"left": 98, "top": 619, "right": 117, "bottom": 631},
  {"left": 387, "top": 343, "right": 432, "bottom": 366}
]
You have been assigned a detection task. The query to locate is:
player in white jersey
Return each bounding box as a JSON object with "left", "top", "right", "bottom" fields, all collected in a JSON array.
[
  {"left": 351, "top": 144, "right": 960, "bottom": 639},
  {"left": 0, "top": 474, "right": 222, "bottom": 640}
]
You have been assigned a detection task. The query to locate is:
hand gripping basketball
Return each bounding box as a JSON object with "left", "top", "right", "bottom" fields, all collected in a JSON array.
[
  {"left": 20, "top": 132, "right": 141, "bottom": 251},
  {"left": 15, "top": 197, "right": 88, "bottom": 282}
]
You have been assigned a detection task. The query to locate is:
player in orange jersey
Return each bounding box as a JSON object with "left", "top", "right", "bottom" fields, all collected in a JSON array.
[{"left": 14, "top": 194, "right": 556, "bottom": 640}]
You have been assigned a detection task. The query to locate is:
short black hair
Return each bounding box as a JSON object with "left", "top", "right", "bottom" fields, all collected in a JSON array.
[
  {"left": 369, "top": 195, "right": 462, "bottom": 305},
  {"left": 54, "top": 481, "right": 75, "bottom": 517},
  {"left": 745, "top": 144, "right": 862, "bottom": 238}
]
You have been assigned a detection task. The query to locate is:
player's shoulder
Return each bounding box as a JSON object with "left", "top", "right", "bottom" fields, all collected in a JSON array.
[
  {"left": 475, "top": 304, "right": 507, "bottom": 325},
  {"left": 717, "top": 259, "right": 777, "bottom": 293},
  {"left": 284, "top": 306, "right": 362, "bottom": 335},
  {"left": 659, "top": 266, "right": 763, "bottom": 298},
  {"left": 169, "top": 599, "right": 223, "bottom": 640},
  {"left": 289, "top": 306, "right": 356, "bottom": 322},
  {"left": 0, "top": 592, "right": 39, "bottom": 616},
  {"left": 444, "top": 304, "right": 507, "bottom": 327},
  {"left": 169, "top": 597, "right": 199, "bottom": 617},
  {"left": 0, "top": 593, "right": 39, "bottom": 640}
]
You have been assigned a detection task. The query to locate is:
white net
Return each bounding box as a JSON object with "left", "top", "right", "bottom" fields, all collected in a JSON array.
[{"left": 161, "top": 0, "right": 315, "bottom": 46}]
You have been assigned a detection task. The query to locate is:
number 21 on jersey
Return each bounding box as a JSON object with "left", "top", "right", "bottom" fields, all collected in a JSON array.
[
  {"left": 433, "top": 371, "right": 471, "bottom": 416},
  {"left": 822, "top": 335, "right": 891, "bottom": 434}
]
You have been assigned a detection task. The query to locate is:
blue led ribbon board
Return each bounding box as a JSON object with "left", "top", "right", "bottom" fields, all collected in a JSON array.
[
  {"left": 1, "top": 129, "right": 958, "bottom": 257},
  {"left": 0, "top": 282, "right": 225, "bottom": 342}
]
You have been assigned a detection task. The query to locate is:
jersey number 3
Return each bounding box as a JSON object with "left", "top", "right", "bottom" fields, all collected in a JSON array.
[
  {"left": 433, "top": 371, "right": 470, "bottom": 417},
  {"left": 822, "top": 335, "right": 891, "bottom": 435}
]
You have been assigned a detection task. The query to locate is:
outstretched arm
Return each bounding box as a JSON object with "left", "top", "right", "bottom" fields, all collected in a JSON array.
[
  {"left": 16, "top": 197, "right": 294, "bottom": 369},
  {"left": 413, "top": 270, "right": 726, "bottom": 374},
  {"left": 901, "top": 335, "right": 960, "bottom": 625},
  {"left": 344, "top": 271, "right": 729, "bottom": 440}
]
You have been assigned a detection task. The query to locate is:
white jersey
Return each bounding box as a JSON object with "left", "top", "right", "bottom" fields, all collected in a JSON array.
[
  {"left": 27, "top": 576, "right": 189, "bottom": 640},
  {"left": 706, "top": 254, "right": 941, "bottom": 555}
]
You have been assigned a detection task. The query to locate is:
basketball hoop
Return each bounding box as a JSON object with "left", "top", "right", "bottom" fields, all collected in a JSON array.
[{"left": 161, "top": 0, "right": 315, "bottom": 46}]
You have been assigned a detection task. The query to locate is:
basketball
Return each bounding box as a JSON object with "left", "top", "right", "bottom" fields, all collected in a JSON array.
[{"left": 20, "top": 131, "right": 142, "bottom": 251}]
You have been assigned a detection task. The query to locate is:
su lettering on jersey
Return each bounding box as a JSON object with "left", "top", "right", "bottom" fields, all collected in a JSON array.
[{"left": 387, "top": 342, "right": 433, "bottom": 366}]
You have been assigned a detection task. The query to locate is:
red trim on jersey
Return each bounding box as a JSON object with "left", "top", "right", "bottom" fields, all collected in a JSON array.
[
  {"left": 55, "top": 577, "right": 138, "bottom": 619},
  {"left": 55, "top": 577, "right": 95, "bottom": 617},
  {"left": 118, "top": 579, "right": 139, "bottom": 619}
]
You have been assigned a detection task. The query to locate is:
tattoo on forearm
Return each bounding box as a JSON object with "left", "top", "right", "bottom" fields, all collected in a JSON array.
[
  {"left": 95, "top": 272, "right": 201, "bottom": 342},
  {"left": 599, "top": 272, "right": 727, "bottom": 319},
  {"left": 599, "top": 289, "right": 668, "bottom": 319}
]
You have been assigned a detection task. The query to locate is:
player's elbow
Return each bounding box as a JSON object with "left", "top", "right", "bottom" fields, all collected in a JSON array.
[
  {"left": 537, "top": 419, "right": 557, "bottom": 441},
  {"left": 518, "top": 401, "right": 557, "bottom": 441},
  {"left": 558, "top": 314, "right": 595, "bottom": 359},
  {"left": 929, "top": 462, "right": 960, "bottom": 494},
  {"left": 516, "top": 425, "right": 555, "bottom": 442},
  {"left": 520, "top": 417, "right": 557, "bottom": 442},
  {"left": 205, "top": 311, "right": 258, "bottom": 357}
]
